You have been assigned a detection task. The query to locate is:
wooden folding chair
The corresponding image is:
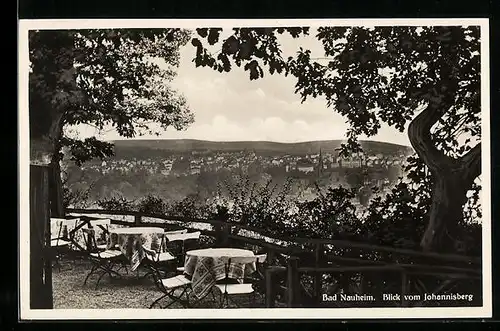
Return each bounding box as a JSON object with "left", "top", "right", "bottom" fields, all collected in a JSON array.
[
  {"left": 214, "top": 255, "right": 262, "bottom": 308},
  {"left": 50, "top": 218, "right": 73, "bottom": 271},
  {"left": 91, "top": 221, "right": 112, "bottom": 251},
  {"left": 164, "top": 231, "right": 201, "bottom": 274},
  {"left": 82, "top": 228, "right": 127, "bottom": 290},
  {"left": 142, "top": 235, "right": 177, "bottom": 279},
  {"left": 147, "top": 259, "right": 193, "bottom": 309}
]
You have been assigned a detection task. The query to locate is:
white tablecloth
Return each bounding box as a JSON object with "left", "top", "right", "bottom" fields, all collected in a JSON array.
[
  {"left": 51, "top": 218, "right": 116, "bottom": 250},
  {"left": 109, "top": 227, "right": 165, "bottom": 271},
  {"left": 184, "top": 248, "right": 256, "bottom": 299}
]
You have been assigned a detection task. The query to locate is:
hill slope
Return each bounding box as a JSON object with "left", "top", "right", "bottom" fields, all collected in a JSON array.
[{"left": 112, "top": 139, "right": 413, "bottom": 157}]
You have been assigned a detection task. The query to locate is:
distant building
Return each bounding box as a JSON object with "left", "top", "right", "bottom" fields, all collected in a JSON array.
[
  {"left": 190, "top": 163, "right": 201, "bottom": 175},
  {"left": 296, "top": 159, "right": 315, "bottom": 173}
]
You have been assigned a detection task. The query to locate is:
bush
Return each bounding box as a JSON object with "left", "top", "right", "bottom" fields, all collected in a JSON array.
[
  {"left": 137, "top": 194, "right": 168, "bottom": 215},
  {"left": 96, "top": 195, "right": 136, "bottom": 212}
]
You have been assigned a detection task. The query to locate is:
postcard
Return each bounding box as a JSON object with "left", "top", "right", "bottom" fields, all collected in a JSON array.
[{"left": 18, "top": 18, "right": 491, "bottom": 320}]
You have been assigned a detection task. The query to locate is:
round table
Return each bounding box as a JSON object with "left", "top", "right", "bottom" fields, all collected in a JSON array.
[
  {"left": 109, "top": 227, "right": 165, "bottom": 271},
  {"left": 110, "top": 227, "right": 164, "bottom": 235},
  {"left": 51, "top": 218, "right": 112, "bottom": 251},
  {"left": 186, "top": 248, "right": 254, "bottom": 258},
  {"left": 184, "top": 248, "right": 256, "bottom": 299}
]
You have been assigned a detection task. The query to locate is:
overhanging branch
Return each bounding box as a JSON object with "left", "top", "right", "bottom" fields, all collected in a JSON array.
[
  {"left": 459, "top": 143, "right": 481, "bottom": 184},
  {"left": 407, "top": 103, "right": 454, "bottom": 173}
]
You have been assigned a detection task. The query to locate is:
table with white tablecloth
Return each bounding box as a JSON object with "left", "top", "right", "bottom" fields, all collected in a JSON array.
[
  {"left": 51, "top": 218, "right": 117, "bottom": 251},
  {"left": 108, "top": 227, "right": 165, "bottom": 271},
  {"left": 184, "top": 248, "right": 256, "bottom": 299}
]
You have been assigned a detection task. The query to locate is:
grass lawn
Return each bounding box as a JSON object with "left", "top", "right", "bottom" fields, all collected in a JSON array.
[{"left": 52, "top": 257, "right": 265, "bottom": 309}]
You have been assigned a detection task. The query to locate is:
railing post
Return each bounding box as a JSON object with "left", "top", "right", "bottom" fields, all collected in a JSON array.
[
  {"left": 267, "top": 250, "right": 275, "bottom": 265},
  {"left": 401, "top": 271, "right": 408, "bottom": 307},
  {"left": 287, "top": 256, "right": 299, "bottom": 307},
  {"left": 215, "top": 222, "right": 230, "bottom": 247},
  {"left": 313, "top": 243, "right": 322, "bottom": 306},
  {"left": 134, "top": 214, "right": 142, "bottom": 226},
  {"left": 265, "top": 268, "right": 275, "bottom": 308},
  {"left": 223, "top": 223, "right": 230, "bottom": 246},
  {"left": 216, "top": 224, "right": 230, "bottom": 247}
]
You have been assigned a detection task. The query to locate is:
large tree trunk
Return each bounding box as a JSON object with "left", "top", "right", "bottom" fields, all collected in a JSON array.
[
  {"left": 28, "top": 31, "right": 75, "bottom": 308},
  {"left": 422, "top": 174, "right": 472, "bottom": 252},
  {"left": 49, "top": 159, "right": 65, "bottom": 217},
  {"left": 408, "top": 97, "right": 481, "bottom": 253}
]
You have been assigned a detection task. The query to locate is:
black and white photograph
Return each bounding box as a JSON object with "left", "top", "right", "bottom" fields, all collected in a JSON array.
[{"left": 18, "top": 18, "right": 491, "bottom": 319}]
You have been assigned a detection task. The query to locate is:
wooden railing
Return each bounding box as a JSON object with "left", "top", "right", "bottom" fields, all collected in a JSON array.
[
  {"left": 66, "top": 208, "right": 482, "bottom": 308},
  {"left": 281, "top": 255, "right": 481, "bottom": 308}
]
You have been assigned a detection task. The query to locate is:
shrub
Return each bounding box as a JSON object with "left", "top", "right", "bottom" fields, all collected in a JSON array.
[
  {"left": 137, "top": 194, "right": 168, "bottom": 215},
  {"left": 96, "top": 195, "right": 136, "bottom": 212}
]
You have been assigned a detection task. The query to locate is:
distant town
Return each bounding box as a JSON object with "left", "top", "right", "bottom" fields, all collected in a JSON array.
[
  {"left": 81, "top": 149, "right": 409, "bottom": 178},
  {"left": 63, "top": 139, "right": 414, "bottom": 208}
]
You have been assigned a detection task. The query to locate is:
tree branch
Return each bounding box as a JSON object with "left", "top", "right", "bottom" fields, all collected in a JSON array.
[
  {"left": 459, "top": 143, "right": 481, "bottom": 184},
  {"left": 407, "top": 103, "right": 454, "bottom": 173}
]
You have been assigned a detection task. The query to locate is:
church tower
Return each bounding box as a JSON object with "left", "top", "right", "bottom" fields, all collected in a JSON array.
[{"left": 317, "top": 148, "right": 323, "bottom": 178}]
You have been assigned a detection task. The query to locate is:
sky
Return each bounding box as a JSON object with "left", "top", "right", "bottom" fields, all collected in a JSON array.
[{"left": 71, "top": 29, "right": 411, "bottom": 146}]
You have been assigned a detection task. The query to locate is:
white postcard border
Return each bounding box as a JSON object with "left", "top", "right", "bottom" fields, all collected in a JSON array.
[{"left": 18, "top": 18, "right": 492, "bottom": 320}]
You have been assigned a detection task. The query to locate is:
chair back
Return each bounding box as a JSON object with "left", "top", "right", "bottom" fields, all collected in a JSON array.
[
  {"left": 165, "top": 231, "right": 201, "bottom": 266},
  {"left": 89, "top": 218, "right": 111, "bottom": 226},
  {"left": 255, "top": 254, "right": 267, "bottom": 264},
  {"left": 142, "top": 239, "right": 162, "bottom": 262},
  {"left": 165, "top": 231, "right": 201, "bottom": 243},
  {"left": 94, "top": 223, "right": 110, "bottom": 247},
  {"left": 144, "top": 234, "right": 169, "bottom": 256},
  {"left": 86, "top": 217, "right": 110, "bottom": 232},
  {"left": 81, "top": 228, "right": 99, "bottom": 254},
  {"left": 50, "top": 218, "right": 69, "bottom": 239},
  {"left": 50, "top": 218, "right": 78, "bottom": 246}
]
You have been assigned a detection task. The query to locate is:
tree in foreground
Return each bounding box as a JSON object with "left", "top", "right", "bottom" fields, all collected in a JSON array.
[
  {"left": 191, "top": 26, "right": 482, "bottom": 252},
  {"left": 29, "top": 28, "right": 194, "bottom": 215}
]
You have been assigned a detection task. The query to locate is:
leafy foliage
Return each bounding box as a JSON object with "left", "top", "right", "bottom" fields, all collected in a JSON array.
[
  {"left": 136, "top": 194, "right": 169, "bottom": 215},
  {"left": 59, "top": 137, "right": 115, "bottom": 166},
  {"left": 360, "top": 181, "right": 428, "bottom": 249},
  {"left": 96, "top": 195, "right": 137, "bottom": 212},
  {"left": 62, "top": 25, "right": 482, "bottom": 254},
  {"left": 293, "top": 185, "right": 360, "bottom": 240},
  {"left": 29, "top": 29, "right": 194, "bottom": 164},
  {"left": 191, "top": 25, "right": 482, "bottom": 252},
  {"left": 192, "top": 26, "right": 480, "bottom": 157},
  {"left": 168, "top": 193, "right": 210, "bottom": 219},
  {"left": 210, "top": 175, "right": 295, "bottom": 235},
  {"left": 191, "top": 27, "right": 309, "bottom": 78},
  {"left": 62, "top": 181, "right": 94, "bottom": 209},
  {"left": 85, "top": 166, "right": 480, "bottom": 255}
]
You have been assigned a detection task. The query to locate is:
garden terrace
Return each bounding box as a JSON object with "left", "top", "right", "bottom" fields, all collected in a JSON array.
[{"left": 44, "top": 208, "right": 483, "bottom": 309}]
